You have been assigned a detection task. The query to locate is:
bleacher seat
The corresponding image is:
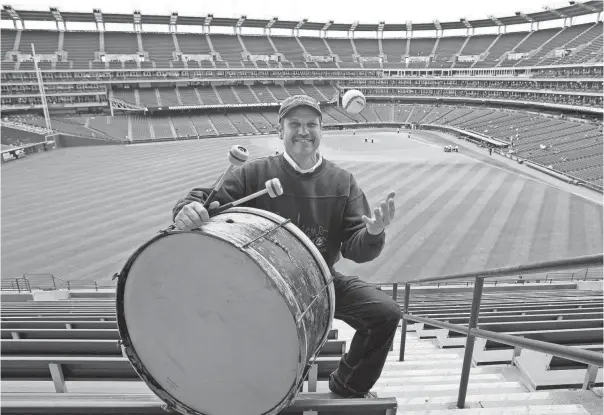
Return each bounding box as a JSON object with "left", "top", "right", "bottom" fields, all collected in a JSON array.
[
  {"left": 472, "top": 326, "right": 603, "bottom": 366},
  {"left": 515, "top": 346, "right": 603, "bottom": 390},
  {"left": 0, "top": 392, "right": 398, "bottom": 414}
]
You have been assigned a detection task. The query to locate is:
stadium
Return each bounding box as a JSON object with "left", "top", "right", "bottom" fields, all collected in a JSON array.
[{"left": 1, "top": 0, "right": 603, "bottom": 414}]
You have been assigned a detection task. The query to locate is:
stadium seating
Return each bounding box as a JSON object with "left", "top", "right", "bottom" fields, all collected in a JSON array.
[
  {"left": 0, "top": 299, "right": 401, "bottom": 413},
  {"left": 402, "top": 285, "right": 604, "bottom": 393},
  {"left": 402, "top": 285, "right": 603, "bottom": 389},
  {"left": 1, "top": 280, "right": 602, "bottom": 414},
  {"left": 2, "top": 20, "right": 603, "bottom": 71}
]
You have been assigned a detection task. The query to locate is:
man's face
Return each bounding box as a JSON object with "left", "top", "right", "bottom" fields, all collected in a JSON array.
[{"left": 280, "top": 106, "right": 322, "bottom": 159}]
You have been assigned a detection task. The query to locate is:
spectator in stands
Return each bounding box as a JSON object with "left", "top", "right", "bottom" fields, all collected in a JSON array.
[{"left": 172, "top": 94, "right": 400, "bottom": 399}]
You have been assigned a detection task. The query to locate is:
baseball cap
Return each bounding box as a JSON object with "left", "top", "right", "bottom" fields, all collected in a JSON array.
[{"left": 278, "top": 95, "right": 322, "bottom": 122}]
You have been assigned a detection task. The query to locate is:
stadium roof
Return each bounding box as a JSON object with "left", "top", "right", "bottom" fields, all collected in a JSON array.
[{"left": 1, "top": 1, "right": 602, "bottom": 31}]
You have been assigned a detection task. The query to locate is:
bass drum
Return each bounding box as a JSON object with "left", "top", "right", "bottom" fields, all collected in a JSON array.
[{"left": 115, "top": 207, "right": 336, "bottom": 415}]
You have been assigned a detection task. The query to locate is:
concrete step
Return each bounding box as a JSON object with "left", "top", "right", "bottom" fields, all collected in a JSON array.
[
  {"left": 398, "top": 404, "right": 589, "bottom": 414},
  {"left": 376, "top": 381, "right": 526, "bottom": 397},
  {"left": 386, "top": 354, "right": 462, "bottom": 362},
  {"left": 375, "top": 373, "right": 503, "bottom": 386},
  {"left": 313, "top": 380, "right": 525, "bottom": 396},
  {"left": 337, "top": 334, "right": 430, "bottom": 342},
  {"left": 380, "top": 366, "right": 506, "bottom": 378},
  {"left": 393, "top": 391, "right": 555, "bottom": 411},
  {"left": 382, "top": 360, "right": 469, "bottom": 370}
]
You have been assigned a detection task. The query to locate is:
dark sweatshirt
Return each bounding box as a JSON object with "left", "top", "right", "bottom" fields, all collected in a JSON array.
[{"left": 172, "top": 154, "right": 386, "bottom": 272}]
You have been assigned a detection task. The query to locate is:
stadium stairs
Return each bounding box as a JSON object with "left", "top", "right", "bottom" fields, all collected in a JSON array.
[{"left": 1, "top": 278, "right": 602, "bottom": 415}]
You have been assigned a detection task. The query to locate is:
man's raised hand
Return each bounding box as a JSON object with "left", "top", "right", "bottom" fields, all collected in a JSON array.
[{"left": 361, "top": 191, "right": 396, "bottom": 235}]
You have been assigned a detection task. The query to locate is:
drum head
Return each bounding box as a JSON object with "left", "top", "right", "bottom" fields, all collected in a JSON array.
[{"left": 122, "top": 232, "right": 300, "bottom": 415}]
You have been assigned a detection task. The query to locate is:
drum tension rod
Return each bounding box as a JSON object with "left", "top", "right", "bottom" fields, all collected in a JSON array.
[
  {"left": 241, "top": 219, "right": 292, "bottom": 248},
  {"left": 296, "top": 274, "right": 336, "bottom": 324}
]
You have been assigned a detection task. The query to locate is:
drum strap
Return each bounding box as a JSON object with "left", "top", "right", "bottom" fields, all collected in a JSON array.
[{"left": 296, "top": 274, "right": 336, "bottom": 324}]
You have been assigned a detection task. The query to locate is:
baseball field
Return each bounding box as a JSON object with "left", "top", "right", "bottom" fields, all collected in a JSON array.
[{"left": 2, "top": 130, "right": 602, "bottom": 285}]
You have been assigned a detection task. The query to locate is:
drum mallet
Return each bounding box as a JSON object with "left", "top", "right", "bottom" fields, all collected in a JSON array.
[
  {"left": 203, "top": 145, "right": 249, "bottom": 209},
  {"left": 210, "top": 178, "right": 283, "bottom": 216}
]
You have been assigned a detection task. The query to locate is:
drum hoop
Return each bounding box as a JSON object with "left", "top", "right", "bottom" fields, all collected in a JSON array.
[
  {"left": 116, "top": 208, "right": 335, "bottom": 414},
  {"left": 216, "top": 207, "right": 336, "bottom": 350}
]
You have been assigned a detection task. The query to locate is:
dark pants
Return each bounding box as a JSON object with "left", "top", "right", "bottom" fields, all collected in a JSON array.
[{"left": 328, "top": 272, "right": 401, "bottom": 397}]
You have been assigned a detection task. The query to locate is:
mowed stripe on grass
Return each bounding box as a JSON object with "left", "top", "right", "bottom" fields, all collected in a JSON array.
[{"left": 2, "top": 134, "right": 602, "bottom": 285}]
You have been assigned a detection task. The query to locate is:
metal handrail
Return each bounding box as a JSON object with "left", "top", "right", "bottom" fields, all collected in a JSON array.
[
  {"left": 405, "top": 253, "right": 603, "bottom": 284},
  {"left": 398, "top": 253, "right": 604, "bottom": 409}
]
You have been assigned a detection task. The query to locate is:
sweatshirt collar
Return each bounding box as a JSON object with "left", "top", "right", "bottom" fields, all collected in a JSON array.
[{"left": 283, "top": 150, "right": 323, "bottom": 174}]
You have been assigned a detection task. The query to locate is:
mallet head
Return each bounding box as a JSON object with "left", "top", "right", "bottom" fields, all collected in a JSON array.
[
  {"left": 228, "top": 145, "right": 249, "bottom": 167},
  {"left": 265, "top": 178, "right": 283, "bottom": 198}
]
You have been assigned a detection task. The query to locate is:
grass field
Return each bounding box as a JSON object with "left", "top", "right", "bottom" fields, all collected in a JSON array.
[{"left": 1, "top": 130, "right": 602, "bottom": 285}]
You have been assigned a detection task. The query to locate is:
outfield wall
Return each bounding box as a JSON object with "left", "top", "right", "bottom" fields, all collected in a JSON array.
[
  {"left": 1, "top": 126, "right": 46, "bottom": 145},
  {"left": 55, "top": 134, "right": 123, "bottom": 148}
]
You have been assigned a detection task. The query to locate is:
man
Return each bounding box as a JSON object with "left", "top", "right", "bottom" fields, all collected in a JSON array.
[{"left": 172, "top": 95, "right": 400, "bottom": 399}]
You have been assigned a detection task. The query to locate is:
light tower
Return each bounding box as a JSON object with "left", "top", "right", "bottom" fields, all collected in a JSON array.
[{"left": 31, "top": 43, "right": 52, "bottom": 134}]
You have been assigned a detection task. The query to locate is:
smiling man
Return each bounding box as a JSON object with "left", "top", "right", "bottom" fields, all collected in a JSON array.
[{"left": 172, "top": 94, "right": 400, "bottom": 399}]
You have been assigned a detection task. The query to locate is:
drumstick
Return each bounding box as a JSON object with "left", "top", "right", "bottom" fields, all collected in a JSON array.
[
  {"left": 210, "top": 178, "right": 283, "bottom": 216},
  {"left": 203, "top": 145, "right": 249, "bottom": 209}
]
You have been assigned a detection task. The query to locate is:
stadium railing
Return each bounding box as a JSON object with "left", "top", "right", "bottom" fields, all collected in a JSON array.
[
  {"left": 0, "top": 274, "right": 112, "bottom": 292},
  {"left": 408, "top": 266, "right": 603, "bottom": 287},
  {"left": 395, "top": 253, "right": 604, "bottom": 409},
  {"left": 0, "top": 277, "right": 30, "bottom": 292}
]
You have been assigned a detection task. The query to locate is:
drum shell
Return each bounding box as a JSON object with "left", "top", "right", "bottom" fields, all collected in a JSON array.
[{"left": 116, "top": 208, "right": 335, "bottom": 415}]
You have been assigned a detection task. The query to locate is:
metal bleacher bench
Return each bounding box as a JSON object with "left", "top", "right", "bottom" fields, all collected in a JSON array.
[
  {"left": 0, "top": 327, "right": 338, "bottom": 341},
  {"left": 0, "top": 325, "right": 396, "bottom": 414},
  {"left": 1, "top": 315, "right": 117, "bottom": 321},
  {"left": 0, "top": 392, "right": 398, "bottom": 415},
  {"left": 432, "top": 312, "right": 604, "bottom": 347},
  {"left": 472, "top": 327, "right": 604, "bottom": 365},
  {"left": 0, "top": 323, "right": 399, "bottom": 414},
  {"left": 1, "top": 354, "right": 340, "bottom": 393},
  {"left": 1, "top": 337, "right": 345, "bottom": 357},
  {"left": 1, "top": 320, "right": 118, "bottom": 330},
  {"left": 414, "top": 305, "right": 603, "bottom": 338},
  {"left": 515, "top": 345, "right": 604, "bottom": 390}
]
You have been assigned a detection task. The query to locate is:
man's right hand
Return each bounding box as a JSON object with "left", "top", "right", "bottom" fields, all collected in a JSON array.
[{"left": 174, "top": 201, "right": 219, "bottom": 231}]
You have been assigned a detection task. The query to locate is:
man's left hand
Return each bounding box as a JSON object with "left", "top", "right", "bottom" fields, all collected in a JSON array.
[{"left": 362, "top": 191, "right": 396, "bottom": 235}]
